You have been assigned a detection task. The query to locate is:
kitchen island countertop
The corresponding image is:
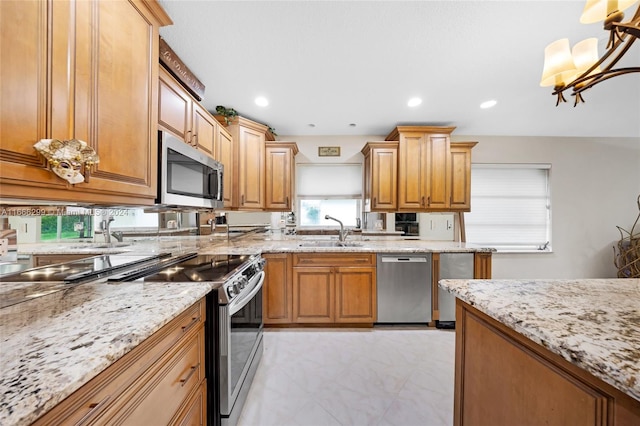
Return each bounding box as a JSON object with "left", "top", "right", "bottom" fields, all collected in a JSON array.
[
  {"left": 0, "top": 279, "right": 214, "bottom": 426},
  {"left": 439, "top": 278, "right": 640, "bottom": 402}
]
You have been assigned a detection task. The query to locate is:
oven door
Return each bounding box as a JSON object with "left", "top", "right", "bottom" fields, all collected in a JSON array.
[{"left": 219, "top": 271, "right": 264, "bottom": 420}]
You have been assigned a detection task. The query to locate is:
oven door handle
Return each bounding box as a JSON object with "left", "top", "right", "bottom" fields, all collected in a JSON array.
[{"left": 228, "top": 271, "right": 264, "bottom": 316}]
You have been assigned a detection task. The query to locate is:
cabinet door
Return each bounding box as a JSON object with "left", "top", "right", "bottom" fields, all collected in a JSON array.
[
  {"left": 158, "top": 67, "right": 192, "bottom": 142},
  {"left": 425, "top": 134, "right": 451, "bottom": 209},
  {"left": 73, "top": 0, "right": 158, "bottom": 202},
  {"left": 216, "top": 125, "right": 234, "bottom": 208},
  {"left": 0, "top": 1, "right": 75, "bottom": 193},
  {"left": 335, "top": 267, "right": 376, "bottom": 323},
  {"left": 192, "top": 103, "right": 216, "bottom": 157},
  {"left": 237, "top": 126, "right": 265, "bottom": 209},
  {"left": 371, "top": 146, "right": 397, "bottom": 211},
  {"left": 263, "top": 254, "right": 293, "bottom": 324},
  {"left": 450, "top": 144, "right": 472, "bottom": 210},
  {"left": 398, "top": 133, "right": 426, "bottom": 210},
  {"left": 292, "top": 267, "right": 334, "bottom": 323},
  {"left": 265, "top": 145, "right": 293, "bottom": 210}
]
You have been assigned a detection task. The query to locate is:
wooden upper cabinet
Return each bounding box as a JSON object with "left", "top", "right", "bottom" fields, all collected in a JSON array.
[
  {"left": 158, "top": 67, "right": 192, "bottom": 141},
  {"left": 265, "top": 142, "right": 298, "bottom": 211},
  {"left": 238, "top": 126, "right": 265, "bottom": 209},
  {"left": 0, "top": 0, "right": 171, "bottom": 205},
  {"left": 450, "top": 142, "right": 477, "bottom": 211},
  {"left": 158, "top": 67, "right": 217, "bottom": 158},
  {"left": 361, "top": 142, "right": 398, "bottom": 212},
  {"left": 215, "top": 125, "right": 234, "bottom": 208},
  {"left": 215, "top": 116, "right": 268, "bottom": 210},
  {"left": 192, "top": 103, "right": 216, "bottom": 157},
  {"left": 387, "top": 126, "right": 455, "bottom": 212}
]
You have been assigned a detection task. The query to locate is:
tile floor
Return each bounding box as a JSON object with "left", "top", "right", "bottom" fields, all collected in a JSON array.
[{"left": 237, "top": 328, "right": 456, "bottom": 426}]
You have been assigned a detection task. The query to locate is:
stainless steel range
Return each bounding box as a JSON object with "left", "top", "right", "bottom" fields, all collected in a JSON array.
[{"left": 108, "top": 252, "right": 265, "bottom": 426}]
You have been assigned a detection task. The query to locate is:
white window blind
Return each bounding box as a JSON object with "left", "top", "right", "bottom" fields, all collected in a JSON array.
[
  {"left": 296, "top": 164, "right": 362, "bottom": 197},
  {"left": 465, "top": 164, "right": 551, "bottom": 252}
]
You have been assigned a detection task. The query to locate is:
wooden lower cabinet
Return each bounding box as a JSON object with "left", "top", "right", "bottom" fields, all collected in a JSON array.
[
  {"left": 33, "top": 299, "right": 206, "bottom": 426},
  {"left": 455, "top": 300, "right": 640, "bottom": 425},
  {"left": 293, "top": 266, "right": 335, "bottom": 323},
  {"left": 264, "top": 252, "right": 377, "bottom": 326},
  {"left": 263, "top": 253, "right": 294, "bottom": 324},
  {"left": 291, "top": 253, "right": 376, "bottom": 326}
]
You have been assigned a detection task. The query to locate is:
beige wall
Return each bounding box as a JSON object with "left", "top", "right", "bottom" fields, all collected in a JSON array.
[
  {"left": 283, "top": 134, "right": 640, "bottom": 279},
  {"left": 456, "top": 135, "right": 640, "bottom": 279}
]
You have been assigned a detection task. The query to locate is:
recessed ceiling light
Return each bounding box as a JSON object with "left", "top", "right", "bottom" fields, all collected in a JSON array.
[
  {"left": 255, "top": 96, "right": 269, "bottom": 107},
  {"left": 349, "top": 123, "right": 357, "bottom": 127},
  {"left": 407, "top": 97, "right": 422, "bottom": 107},
  {"left": 308, "top": 123, "right": 316, "bottom": 127},
  {"left": 480, "top": 99, "right": 497, "bottom": 109}
]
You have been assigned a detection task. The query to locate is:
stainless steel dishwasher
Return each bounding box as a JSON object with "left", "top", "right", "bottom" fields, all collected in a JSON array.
[{"left": 376, "top": 253, "right": 432, "bottom": 324}]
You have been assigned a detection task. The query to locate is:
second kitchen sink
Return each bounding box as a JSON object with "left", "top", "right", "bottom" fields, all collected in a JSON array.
[{"left": 298, "top": 241, "right": 362, "bottom": 248}]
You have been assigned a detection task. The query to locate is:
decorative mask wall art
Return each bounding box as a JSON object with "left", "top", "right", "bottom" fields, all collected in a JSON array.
[{"left": 33, "top": 139, "right": 100, "bottom": 184}]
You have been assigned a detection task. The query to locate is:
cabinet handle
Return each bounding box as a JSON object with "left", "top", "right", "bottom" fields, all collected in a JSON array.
[
  {"left": 181, "top": 316, "right": 200, "bottom": 334},
  {"left": 241, "top": 194, "right": 245, "bottom": 205},
  {"left": 186, "top": 130, "right": 192, "bottom": 144},
  {"left": 180, "top": 363, "right": 200, "bottom": 387},
  {"left": 373, "top": 197, "right": 377, "bottom": 207},
  {"left": 427, "top": 196, "right": 431, "bottom": 206},
  {"left": 77, "top": 395, "right": 111, "bottom": 424},
  {"left": 193, "top": 133, "right": 198, "bottom": 146},
  {"left": 286, "top": 196, "right": 289, "bottom": 206},
  {"left": 421, "top": 196, "right": 425, "bottom": 206}
]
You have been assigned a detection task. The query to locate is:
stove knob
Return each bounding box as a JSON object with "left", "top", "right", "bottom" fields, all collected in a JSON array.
[
  {"left": 237, "top": 276, "right": 248, "bottom": 290},
  {"left": 227, "top": 285, "right": 237, "bottom": 298}
]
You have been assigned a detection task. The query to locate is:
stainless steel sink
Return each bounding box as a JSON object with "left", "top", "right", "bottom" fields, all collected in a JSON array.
[{"left": 298, "top": 241, "right": 362, "bottom": 248}]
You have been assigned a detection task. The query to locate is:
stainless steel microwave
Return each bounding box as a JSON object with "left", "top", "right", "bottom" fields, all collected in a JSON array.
[{"left": 157, "top": 132, "right": 224, "bottom": 209}]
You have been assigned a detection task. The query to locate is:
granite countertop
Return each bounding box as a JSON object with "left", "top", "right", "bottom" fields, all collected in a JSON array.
[
  {"left": 16, "top": 233, "right": 494, "bottom": 256},
  {"left": 0, "top": 278, "right": 215, "bottom": 426},
  {"left": 439, "top": 278, "right": 640, "bottom": 402}
]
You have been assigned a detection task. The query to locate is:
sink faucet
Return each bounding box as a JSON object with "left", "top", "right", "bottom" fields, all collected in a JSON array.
[
  {"left": 325, "top": 215, "right": 349, "bottom": 242},
  {"left": 100, "top": 216, "right": 115, "bottom": 243},
  {"left": 110, "top": 231, "right": 124, "bottom": 242}
]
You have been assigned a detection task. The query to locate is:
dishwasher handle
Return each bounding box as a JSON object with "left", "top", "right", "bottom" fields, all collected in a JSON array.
[{"left": 380, "top": 256, "right": 428, "bottom": 263}]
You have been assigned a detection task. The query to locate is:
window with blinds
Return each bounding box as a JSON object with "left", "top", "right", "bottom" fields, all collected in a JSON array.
[
  {"left": 465, "top": 164, "right": 552, "bottom": 252},
  {"left": 296, "top": 164, "right": 362, "bottom": 227}
]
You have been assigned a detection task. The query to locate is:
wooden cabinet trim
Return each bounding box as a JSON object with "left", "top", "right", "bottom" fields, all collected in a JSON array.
[{"left": 293, "top": 253, "right": 376, "bottom": 267}]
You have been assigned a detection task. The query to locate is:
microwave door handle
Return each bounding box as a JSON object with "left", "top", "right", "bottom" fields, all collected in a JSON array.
[
  {"left": 207, "top": 171, "right": 217, "bottom": 199},
  {"left": 217, "top": 169, "right": 223, "bottom": 200}
]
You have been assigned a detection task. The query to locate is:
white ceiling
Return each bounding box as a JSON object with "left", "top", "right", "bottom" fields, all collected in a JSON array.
[{"left": 158, "top": 0, "right": 640, "bottom": 138}]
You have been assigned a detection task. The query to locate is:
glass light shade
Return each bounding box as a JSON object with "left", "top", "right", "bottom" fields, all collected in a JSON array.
[
  {"left": 580, "top": 0, "right": 639, "bottom": 24},
  {"left": 540, "top": 39, "right": 578, "bottom": 87},
  {"left": 572, "top": 38, "right": 602, "bottom": 76}
]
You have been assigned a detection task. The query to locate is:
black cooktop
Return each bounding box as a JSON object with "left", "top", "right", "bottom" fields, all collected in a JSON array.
[
  {"left": 1, "top": 253, "right": 166, "bottom": 283},
  {"left": 109, "top": 254, "right": 252, "bottom": 283}
]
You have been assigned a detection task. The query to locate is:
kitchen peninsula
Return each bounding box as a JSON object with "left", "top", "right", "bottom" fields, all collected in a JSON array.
[{"left": 440, "top": 278, "right": 640, "bottom": 425}]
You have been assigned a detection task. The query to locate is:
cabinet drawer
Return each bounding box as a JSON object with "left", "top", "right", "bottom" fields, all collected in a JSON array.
[
  {"left": 100, "top": 327, "right": 206, "bottom": 425},
  {"left": 175, "top": 381, "right": 207, "bottom": 426},
  {"left": 293, "top": 253, "right": 375, "bottom": 267}
]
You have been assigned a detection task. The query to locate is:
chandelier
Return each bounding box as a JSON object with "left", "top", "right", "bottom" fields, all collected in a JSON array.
[{"left": 540, "top": 0, "right": 640, "bottom": 106}]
